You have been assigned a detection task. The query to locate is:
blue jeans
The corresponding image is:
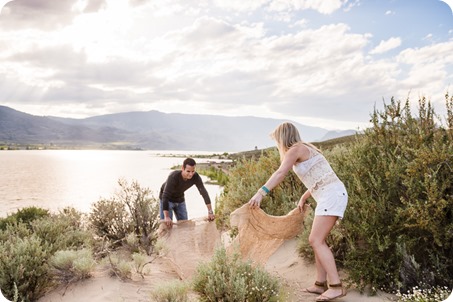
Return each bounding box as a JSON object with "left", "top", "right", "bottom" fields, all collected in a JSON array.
[{"left": 159, "top": 200, "right": 188, "bottom": 221}]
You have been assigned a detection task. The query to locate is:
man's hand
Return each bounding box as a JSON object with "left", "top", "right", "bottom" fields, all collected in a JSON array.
[
  {"left": 164, "top": 216, "right": 173, "bottom": 228},
  {"left": 207, "top": 212, "right": 215, "bottom": 222}
]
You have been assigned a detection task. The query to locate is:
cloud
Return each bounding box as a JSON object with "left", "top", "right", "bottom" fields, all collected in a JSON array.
[
  {"left": 212, "top": 0, "right": 344, "bottom": 14},
  {"left": 370, "top": 37, "right": 402, "bottom": 54},
  {"left": 83, "top": 0, "right": 107, "bottom": 13},
  {"left": 396, "top": 41, "right": 453, "bottom": 94},
  {"left": 0, "top": 0, "right": 75, "bottom": 30},
  {"left": 268, "top": 0, "right": 343, "bottom": 14},
  {"left": 0, "top": 0, "right": 451, "bottom": 129},
  {"left": 213, "top": 0, "right": 268, "bottom": 12}
]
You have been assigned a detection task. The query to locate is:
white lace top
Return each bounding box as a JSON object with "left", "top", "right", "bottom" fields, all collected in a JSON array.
[{"left": 293, "top": 146, "right": 340, "bottom": 192}]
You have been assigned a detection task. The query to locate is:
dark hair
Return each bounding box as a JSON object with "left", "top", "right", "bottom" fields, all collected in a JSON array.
[{"left": 183, "top": 157, "right": 196, "bottom": 168}]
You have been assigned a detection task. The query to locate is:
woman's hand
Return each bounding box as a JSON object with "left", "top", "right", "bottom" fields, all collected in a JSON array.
[
  {"left": 248, "top": 191, "right": 263, "bottom": 209},
  {"left": 297, "top": 199, "right": 309, "bottom": 213},
  {"left": 298, "top": 190, "right": 311, "bottom": 213}
]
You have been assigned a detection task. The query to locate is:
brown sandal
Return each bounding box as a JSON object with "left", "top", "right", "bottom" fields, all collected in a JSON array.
[
  {"left": 302, "top": 281, "right": 328, "bottom": 294},
  {"left": 315, "top": 283, "right": 347, "bottom": 301}
]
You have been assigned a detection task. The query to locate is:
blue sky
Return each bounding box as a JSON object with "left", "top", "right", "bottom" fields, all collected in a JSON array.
[{"left": 1, "top": 0, "right": 452, "bottom": 131}]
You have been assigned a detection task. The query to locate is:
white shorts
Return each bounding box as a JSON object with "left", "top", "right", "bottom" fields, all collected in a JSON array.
[{"left": 311, "top": 182, "right": 348, "bottom": 219}]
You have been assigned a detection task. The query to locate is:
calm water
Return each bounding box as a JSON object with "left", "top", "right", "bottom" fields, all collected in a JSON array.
[{"left": 0, "top": 150, "right": 222, "bottom": 219}]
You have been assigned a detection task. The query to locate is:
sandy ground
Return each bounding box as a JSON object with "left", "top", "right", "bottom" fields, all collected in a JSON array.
[{"left": 38, "top": 218, "right": 396, "bottom": 302}]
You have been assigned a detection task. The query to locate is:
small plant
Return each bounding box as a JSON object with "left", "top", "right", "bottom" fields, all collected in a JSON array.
[
  {"left": 153, "top": 239, "right": 169, "bottom": 256},
  {"left": 192, "top": 247, "right": 281, "bottom": 301},
  {"left": 132, "top": 252, "right": 156, "bottom": 277},
  {"left": 107, "top": 253, "right": 132, "bottom": 280},
  {"left": 125, "top": 232, "right": 141, "bottom": 253},
  {"left": 396, "top": 285, "right": 452, "bottom": 302},
  {"left": 50, "top": 249, "right": 96, "bottom": 283},
  {"left": 150, "top": 280, "right": 190, "bottom": 302}
]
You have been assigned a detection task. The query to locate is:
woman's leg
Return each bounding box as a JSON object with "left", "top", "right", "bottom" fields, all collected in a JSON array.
[
  {"left": 314, "top": 253, "right": 327, "bottom": 283},
  {"left": 309, "top": 215, "right": 345, "bottom": 299},
  {"left": 309, "top": 215, "right": 340, "bottom": 283}
]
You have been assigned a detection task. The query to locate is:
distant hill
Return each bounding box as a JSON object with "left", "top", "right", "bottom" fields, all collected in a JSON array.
[
  {"left": 317, "top": 129, "right": 358, "bottom": 142},
  {"left": 0, "top": 106, "right": 354, "bottom": 152}
]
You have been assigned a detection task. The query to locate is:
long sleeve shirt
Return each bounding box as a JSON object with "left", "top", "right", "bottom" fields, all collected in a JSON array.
[{"left": 159, "top": 170, "right": 211, "bottom": 211}]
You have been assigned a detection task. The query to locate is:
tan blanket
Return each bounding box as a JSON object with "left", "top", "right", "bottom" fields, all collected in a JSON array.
[
  {"left": 158, "top": 220, "right": 221, "bottom": 280},
  {"left": 229, "top": 204, "right": 308, "bottom": 264}
]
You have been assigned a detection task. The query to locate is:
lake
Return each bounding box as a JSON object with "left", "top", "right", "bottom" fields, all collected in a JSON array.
[{"left": 0, "top": 150, "right": 223, "bottom": 219}]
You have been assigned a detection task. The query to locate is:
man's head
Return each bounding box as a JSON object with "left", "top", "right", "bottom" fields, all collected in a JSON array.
[{"left": 181, "top": 157, "right": 196, "bottom": 180}]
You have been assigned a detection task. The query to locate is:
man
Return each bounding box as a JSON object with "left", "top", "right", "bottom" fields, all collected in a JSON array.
[{"left": 159, "top": 157, "right": 215, "bottom": 227}]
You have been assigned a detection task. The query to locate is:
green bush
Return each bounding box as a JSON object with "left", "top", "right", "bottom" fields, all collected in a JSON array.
[
  {"left": 106, "top": 252, "right": 132, "bottom": 280},
  {"left": 0, "top": 206, "right": 49, "bottom": 231},
  {"left": 150, "top": 280, "right": 190, "bottom": 302},
  {"left": 0, "top": 207, "right": 92, "bottom": 302},
  {"left": 0, "top": 233, "right": 51, "bottom": 302},
  {"left": 192, "top": 247, "right": 281, "bottom": 301},
  {"left": 215, "top": 149, "right": 301, "bottom": 229},
  {"left": 214, "top": 94, "right": 452, "bottom": 297},
  {"left": 50, "top": 249, "right": 95, "bottom": 283},
  {"left": 31, "top": 208, "right": 93, "bottom": 254},
  {"left": 89, "top": 179, "right": 160, "bottom": 254},
  {"left": 331, "top": 96, "right": 453, "bottom": 293},
  {"left": 89, "top": 197, "right": 130, "bottom": 244}
]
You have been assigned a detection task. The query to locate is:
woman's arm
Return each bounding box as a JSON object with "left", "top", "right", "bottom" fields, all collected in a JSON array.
[{"left": 248, "top": 145, "right": 305, "bottom": 208}]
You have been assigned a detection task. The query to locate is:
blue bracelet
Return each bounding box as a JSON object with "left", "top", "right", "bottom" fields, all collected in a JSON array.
[{"left": 261, "top": 185, "right": 270, "bottom": 194}]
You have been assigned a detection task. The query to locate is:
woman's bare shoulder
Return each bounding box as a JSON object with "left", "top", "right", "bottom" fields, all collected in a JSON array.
[{"left": 290, "top": 143, "right": 310, "bottom": 162}]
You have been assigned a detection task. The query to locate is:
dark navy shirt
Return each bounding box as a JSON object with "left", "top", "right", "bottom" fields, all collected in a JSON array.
[{"left": 159, "top": 170, "right": 211, "bottom": 211}]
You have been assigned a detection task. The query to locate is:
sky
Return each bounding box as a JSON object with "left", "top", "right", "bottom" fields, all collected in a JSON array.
[{"left": 0, "top": 0, "right": 452, "bottom": 131}]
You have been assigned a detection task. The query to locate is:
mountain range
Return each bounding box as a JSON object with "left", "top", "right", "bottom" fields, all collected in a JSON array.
[{"left": 0, "top": 105, "right": 355, "bottom": 152}]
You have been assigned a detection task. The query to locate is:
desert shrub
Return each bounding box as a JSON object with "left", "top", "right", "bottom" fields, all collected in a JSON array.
[
  {"left": 0, "top": 208, "right": 92, "bottom": 302},
  {"left": 215, "top": 149, "right": 301, "bottom": 229},
  {"left": 330, "top": 96, "right": 453, "bottom": 293},
  {"left": 89, "top": 179, "right": 160, "bottom": 254},
  {"left": 192, "top": 247, "right": 281, "bottom": 301},
  {"left": 107, "top": 253, "right": 132, "bottom": 280},
  {"left": 0, "top": 221, "right": 31, "bottom": 242},
  {"left": 31, "top": 208, "right": 93, "bottom": 254},
  {"left": 49, "top": 249, "right": 95, "bottom": 283},
  {"left": 0, "top": 233, "right": 51, "bottom": 302},
  {"left": 150, "top": 280, "right": 190, "bottom": 302},
  {"left": 0, "top": 206, "right": 49, "bottom": 231},
  {"left": 89, "top": 198, "right": 130, "bottom": 244}
]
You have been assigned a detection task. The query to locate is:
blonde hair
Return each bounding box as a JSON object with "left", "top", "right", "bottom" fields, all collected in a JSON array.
[{"left": 270, "top": 122, "right": 321, "bottom": 159}]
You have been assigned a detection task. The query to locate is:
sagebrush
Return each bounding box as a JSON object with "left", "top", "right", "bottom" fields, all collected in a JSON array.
[
  {"left": 192, "top": 247, "right": 282, "bottom": 301},
  {"left": 89, "top": 179, "right": 160, "bottom": 254}
]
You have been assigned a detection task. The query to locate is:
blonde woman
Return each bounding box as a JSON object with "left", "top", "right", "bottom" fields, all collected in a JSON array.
[{"left": 248, "top": 122, "right": 348, "bottom": 301}]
